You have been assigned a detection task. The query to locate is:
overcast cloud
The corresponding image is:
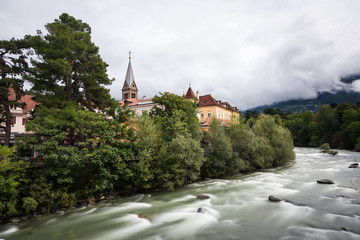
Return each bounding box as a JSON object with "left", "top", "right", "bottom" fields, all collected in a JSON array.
[{"left": 1, "top": 0, "right": 360, "bottom": 110}]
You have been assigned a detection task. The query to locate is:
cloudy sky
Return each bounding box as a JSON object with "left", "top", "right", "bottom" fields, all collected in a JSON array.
[{"left": 1, "top": 0, "right": 360, "bottom": 110}]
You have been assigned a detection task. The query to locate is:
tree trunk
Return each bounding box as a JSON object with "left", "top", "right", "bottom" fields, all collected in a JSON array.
[
  {"left": 4, "top": 105, "right": 11, "bottom": 146},
  {"left": 66, "top": 76, "right": 71, "bottom": 101}
]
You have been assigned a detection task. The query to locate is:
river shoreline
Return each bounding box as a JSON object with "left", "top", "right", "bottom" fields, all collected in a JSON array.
[{"left": 1, "top": 148, "right": 360, "bottom": 240}]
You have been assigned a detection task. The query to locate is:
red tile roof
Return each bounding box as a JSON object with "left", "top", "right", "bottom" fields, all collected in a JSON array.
[
  {"left": 199, "top": 94, "right": 238, "bottom": 112},
  {"left": 198, "top": 94, "right": 218, "bottom": 107},
  {"left": 119, "top": 98, "right": 153, "bottom": 107},
  {"left": 184, "top": 87, "right": 196, "bottom": 99},
  {"left": 20, "top": 95, "right": 37, "bottom": 113},
  {"left": 8, "top": 88, "right": 37, "bottom": 113}
]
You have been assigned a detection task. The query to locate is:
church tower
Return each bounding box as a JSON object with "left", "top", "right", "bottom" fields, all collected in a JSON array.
[{"left": 122, "top": 51, "right": 138, "bottom": 100}]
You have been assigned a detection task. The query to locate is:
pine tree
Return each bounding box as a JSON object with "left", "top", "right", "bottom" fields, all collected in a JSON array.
[{"left": 27, "top": 13, "right": 114, "bottom": 111}]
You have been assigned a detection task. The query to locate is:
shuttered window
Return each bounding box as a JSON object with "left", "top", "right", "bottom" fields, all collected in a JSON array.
[{"left": 11, "top": 116, "right": 16, "bottom": 124}]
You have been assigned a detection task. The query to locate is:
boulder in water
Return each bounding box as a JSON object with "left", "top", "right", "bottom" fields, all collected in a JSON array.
[
  {"left": 196, "top": 194, "right": 210, "bottom": 200},
  {"left": 268, "top": 195, "right": 282, "bottom": 202},
  {"left": 317, "top": 179, "right": 334, "bottom": 184},
  {"left": 349, "top": 163, "right": 359, "bottom": 168},
  {"left": 139, "top": 214, "right": 152, "bottom": 221},
  {"left": 197, "top": 207, "right": 205, "bottom": 213}
]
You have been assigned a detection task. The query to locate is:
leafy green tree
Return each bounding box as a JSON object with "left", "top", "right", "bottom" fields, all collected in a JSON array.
[
  {"left": 340, "top": 121, "right": 360, "bottom": 150},
  {"left": 24, "top": 104, "right": 134, "bottom": 199},
  {"left": 201, "top": 118, "right": 240, "bottom": 178},
  {"left": 244, "top": 110, "right": 258, "bottom": 121},
  {"left": 0, "top": 38, "right": 30, "bottom": 146},
  {"left": 228, "top": 122, "right": 273, "bottom": 170},
  {"left": 334, "top": 102, "right": 352, "bottom": 125},
  {"left": 157, "top": 133, "right": 204, "bottom": 190},
  {"left": 27, "top": 13, "right": 114, "bottom": 110},
  {"left": 253, "top": 114, "right": 295, "bottom": 166},
  {"left": 316, "top": 106, "right": 339, "bottom": 146},
  {"left": 151, "top": 92, "right": 201, "bottom": 141},
  {"left": 131, "top": 113, "right": 163, "bottom": 190},
  {"left": 285, "top": 111, "right": 315, "bottom": 147},
  {"left": 342, "top": 108, "right": 359, "bottom": 128},
  {"left": 0, "top": 145, "right": 27, "bottom": 216}
]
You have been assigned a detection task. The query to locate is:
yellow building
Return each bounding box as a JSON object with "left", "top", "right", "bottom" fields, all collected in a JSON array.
[{"left": 184, "top": 87, "right": 240, "bottom": 129}]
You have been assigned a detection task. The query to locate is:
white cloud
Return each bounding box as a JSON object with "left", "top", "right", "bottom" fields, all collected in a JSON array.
[{"left": 1, "top": 0, "right": 360, "bottom": 110}]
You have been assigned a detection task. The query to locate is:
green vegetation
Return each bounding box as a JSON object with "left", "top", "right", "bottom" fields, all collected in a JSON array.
[
  {"left": 319, "top": 143, "right": 338, "bottom": 156},
  {"left": 0, "top": 13, "right": 295, "bottom": 222},
  {"left": 26, "top": 13, "right": 115, "bottom": 111},
  {"left": 258, "top": 102, "right": 360, "bottom": 151}
]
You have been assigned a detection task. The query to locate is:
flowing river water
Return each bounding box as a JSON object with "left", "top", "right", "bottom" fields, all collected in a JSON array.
[{"left": 1, "top": 148, "right": 360, "bottom": 240}]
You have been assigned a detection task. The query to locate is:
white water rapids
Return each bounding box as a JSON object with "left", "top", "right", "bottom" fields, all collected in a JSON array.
[{"left": 1, "top": 148, "right": 360, "bottom": 240}]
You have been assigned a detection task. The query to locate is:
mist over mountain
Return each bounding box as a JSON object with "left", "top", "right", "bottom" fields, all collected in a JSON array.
[
  {"left": 340, "top": 74, "right": 360, "bottom": 84},
  {"left": 249, "top": 90, "right": 360, "bottom": 113}
]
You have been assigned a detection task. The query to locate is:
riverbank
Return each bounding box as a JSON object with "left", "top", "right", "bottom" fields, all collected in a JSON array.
[{"left": 1, "top": 148, "right": 359, "bottom": 240}]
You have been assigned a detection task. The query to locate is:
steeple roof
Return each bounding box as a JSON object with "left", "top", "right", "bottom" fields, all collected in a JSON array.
[
  {"left": 184, "top": 86, "right": 196, "bottom": 99},
  {"left": 124, "top": 57, "right": 135, "bottom": 88}
]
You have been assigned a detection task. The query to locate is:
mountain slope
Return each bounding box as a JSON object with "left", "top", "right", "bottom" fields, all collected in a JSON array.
[{"left": 250, "top": 90, "right": 360, "bottom": 113}]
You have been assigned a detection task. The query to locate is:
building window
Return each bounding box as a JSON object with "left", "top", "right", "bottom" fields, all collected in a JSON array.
[
  {"left": 22, "top": 118, "right": 27, "bottom": 125},
  {"left": 131, "top": 93, "right": 136, "bottom": 98},
  {"left": 201, "top": 113, "right": 204, "bottom": 118},
  {"left": 124, "top": 93, "right": 129, "bottom": 99},
  {"left": 207, "top": 112, "right": 211, "bottom": 118},
  {"left": 11, "top": 116, "right": 16, "bottom": 124}
]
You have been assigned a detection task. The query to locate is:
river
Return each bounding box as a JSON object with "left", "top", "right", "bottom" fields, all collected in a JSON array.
[{"left": 1, "top": 148, "right": 360, "bottom": 240}]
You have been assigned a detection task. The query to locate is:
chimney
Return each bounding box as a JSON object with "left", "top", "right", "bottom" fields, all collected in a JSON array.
[
  {"left": 196, "top": 91, "right": 199, "bottom": 100},
  {"left": 143, "top": 95, "right": 146, "bottom": 100}
]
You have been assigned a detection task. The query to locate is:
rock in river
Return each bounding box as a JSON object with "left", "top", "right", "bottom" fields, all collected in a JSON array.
[
  {"left": 196, "top": 194, "right": 210, "bottom": 200},
  {"left": 317, "top": 179, "right": 334, "bottom": 184},
  {"left": 349, "top": 163, "right": 359, "bottom": 168},
  {"left": 197, "top": 207, "right": 205, "bottom": 213},
  {"left": 139, "top": 214, "right": 152, "bottom": 221},
  {"left": 268, "top": 195, "right": 282, "bottom": 202}
]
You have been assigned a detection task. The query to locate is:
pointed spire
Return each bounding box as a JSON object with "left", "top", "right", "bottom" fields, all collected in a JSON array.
[
  {"left": 122, "top": 52, "right": 138, "bottom": 100},
  {"left": 124, "top": 52, "right": 135, "bottom": 87},
  {"left": 184, "top": 86, "right": 196, "bottom": 99}
]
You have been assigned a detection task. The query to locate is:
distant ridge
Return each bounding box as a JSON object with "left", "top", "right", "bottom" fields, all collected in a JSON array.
[
  {"left": 249, "top": 90, "right": 360, "bottom": 113},
  {"left": 340, "top": 74, "right": 360, "bottom": 84}
]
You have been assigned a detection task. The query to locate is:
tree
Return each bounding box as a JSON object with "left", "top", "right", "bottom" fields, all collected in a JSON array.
[
  {"left": 151, "top": 92, "right": 201, "bottom": 141},
  {"left": 27, "top": 13, "right": 114, "bottom": 111},
  {"left": 130, "top": 113, "right": 163, "bottom": 190},
  {"left": 253, "top": 114, "right": 295, "bottom": 166},
  {"left": 157, "top": 133, "right": 204, "bottom": 190},
  {"left": 24, "top": 104, "right": 135, "bottom": 199},
  {"left": 227, "top": 122, "right": 271, "bottom": 170},
  {"left": 340, "top": 121, "right": 360, "bottom": 150},
  {"left": 0, "top": 38, "right": 30, "bottom": 146},
  {"left": 138, "top": 93, "right": 204, "bottom": 190},
  {"left": 316, "top": 106, "right": 339, "bottom": 146},
  {"left": 201, "top": 118, "right": 241, "bottom": 178},
  {"left": 0, "top": 145, "right": 27, "bottom": 217},
  {"left": 244, "top": 110, "right": 258, "bottom": 121}
]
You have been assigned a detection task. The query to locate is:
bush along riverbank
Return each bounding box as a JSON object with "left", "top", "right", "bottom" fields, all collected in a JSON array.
[{"left": 0, "top": 93, "right": 295, "bottom": 223}]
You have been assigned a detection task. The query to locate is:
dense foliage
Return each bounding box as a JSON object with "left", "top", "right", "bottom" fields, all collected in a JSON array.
[
  {"left": 201, "top": 114, "right": 295, "bottom": 178},
  {"left": 283, "top": 103, "right": 360, "bottom": 150},
  {"left": 26, "top": 13, "right": 114, "bottom": 111}
]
